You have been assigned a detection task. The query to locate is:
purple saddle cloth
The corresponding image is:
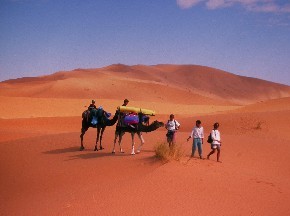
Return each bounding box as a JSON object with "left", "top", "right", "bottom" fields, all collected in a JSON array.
[{"left": 124, "top": 114, "right": 139, "bottom": 124}]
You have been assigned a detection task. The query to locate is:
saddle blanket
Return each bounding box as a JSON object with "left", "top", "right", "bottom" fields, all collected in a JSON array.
[{"left": 124, "top": 114, "right": 139, "bottom": 125}]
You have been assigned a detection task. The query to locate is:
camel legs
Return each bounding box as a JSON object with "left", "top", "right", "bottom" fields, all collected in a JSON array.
[
  {"left": 94, "top": 126, "right": 106, "bottom": 151},
  {"left": 111, "top": 130, "right": 142, "bottom": 155},
  {"left": 80, "top": 127, "right": 88, "bottom": 151},
  {"left": 136, "top": 132, "right": 145, "bottom": 153},
  {"left": 112, "top": 132, "right": 118, "bottom": 153},
  {"left": 131, "top": 132, "right": 136, "bottom": 155},
  {"left": 112, "top": 131, "right": 125, "bottom": 153},
  {"left": 119, "top": 132, "right": 125, "bottom": 153},
  {"left": 94, "top": 127, "right": 101, "bottom": 151},
  {"left": 99, "top": 127, "right": 105, "bottom": 150}
]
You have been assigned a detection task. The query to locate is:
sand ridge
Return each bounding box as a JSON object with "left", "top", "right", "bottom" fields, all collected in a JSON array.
[{"left": 1, "top": 64, "right": 290, "bottom": 105}]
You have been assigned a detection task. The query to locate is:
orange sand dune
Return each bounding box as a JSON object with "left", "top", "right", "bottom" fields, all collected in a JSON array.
[
  {"left": 180, "top": 97, "right": 290, "bottom": 139},
  {"left": 0, "top": 74, "right": 229, "bottom": 105},
  {"left": 1, "top": 64, "right": 290, "bottom": 215},
  {"left": 233, "top": 96, "right": 290, "bottom": 113},
  {"left": 103, "top": 64, "right": 290, "bottom": 104},
  {"left": 0, "top": 96, "right": 240, "bottom": 119},
  {"left": 1, "top": 64, "right": 289, "bottom": 105}
]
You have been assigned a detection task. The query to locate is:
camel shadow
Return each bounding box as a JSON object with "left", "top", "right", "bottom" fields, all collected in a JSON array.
[
  {"left": 42, "top": 146, "right": 160, "bottom": 164},
  {"left": 139, "top": 149, "right": 155, "bottom": 153},
  {"left": 43, "top": 146, "right": 80, "bottom": 154},
  {"left": 66, "top": 151, "right": 131, "bottom": 161}
]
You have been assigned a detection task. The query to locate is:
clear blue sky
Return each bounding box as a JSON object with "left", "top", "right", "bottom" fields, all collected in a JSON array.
[{"left": 1, "top": 0, "right": 290, "bottom": 85}]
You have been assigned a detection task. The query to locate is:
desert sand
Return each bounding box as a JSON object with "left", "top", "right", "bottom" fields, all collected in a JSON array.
[{"left": 1, "top": 64, "right": 290, "bottom": 215}]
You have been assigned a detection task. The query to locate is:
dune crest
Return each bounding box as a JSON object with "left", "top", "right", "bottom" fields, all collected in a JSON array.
[{"left": 1, "top": 64, "right": 289, "bottom": 105}]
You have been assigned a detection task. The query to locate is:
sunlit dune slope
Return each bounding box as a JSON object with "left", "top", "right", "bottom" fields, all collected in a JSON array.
[{"left": 1, "top": 64, "right": 289, "bottom": 105}]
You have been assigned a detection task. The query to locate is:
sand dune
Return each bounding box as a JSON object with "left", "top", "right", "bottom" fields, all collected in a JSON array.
[
  {"left": 233, "top": 96, "right": 290, "bottom": 113},
  {"left": 1, "top": 64, "right": 290, "bottom": 215},
  {"left": 104, "top": 64, "right": 290, "bottom": 104},
  {"left": 1, "top": 64, "right": 289, "bottom": 105},
  {"left": 0, "top": 96, "right": 240, "bottom": 119}
]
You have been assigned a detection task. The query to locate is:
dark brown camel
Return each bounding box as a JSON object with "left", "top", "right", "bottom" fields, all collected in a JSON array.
[
  {"left": 80, "top": 110, "right": 119, "bottom": 151},
  {"left": 112, "top": 113, "right": 164, "bottom": 155}
]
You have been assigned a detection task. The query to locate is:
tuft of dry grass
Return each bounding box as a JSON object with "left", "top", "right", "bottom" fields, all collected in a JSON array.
[{"left": 154, "top": 142, "right": 183, "bottom": 162}]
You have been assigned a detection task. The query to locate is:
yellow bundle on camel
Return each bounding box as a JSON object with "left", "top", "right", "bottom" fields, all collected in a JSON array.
[{"left": 118, "top": 106, "right": 155, "bottom": 116}]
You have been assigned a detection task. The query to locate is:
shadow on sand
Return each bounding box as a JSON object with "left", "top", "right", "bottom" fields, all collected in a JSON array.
[
  {"left": 136, "top": 155, "right": 162, "bottom": 166},
  {"left": 43, "top": 146, "right": 80, "bottom": 154},
  {"left": 42, "top": 146, "right": 160, "bottom": 165},
  {"left": 66, "top": 150, "right": 135, "bottom": 161},
  {"left": 139, "top": 149, "right": 155, "bottom": 153}
]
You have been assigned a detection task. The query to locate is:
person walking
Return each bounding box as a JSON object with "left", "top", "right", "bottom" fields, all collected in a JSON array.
[
  {"left": 113, "top": 99, "right": 130, "bottom": 153},
  {"left": 207, "top": 122, "right": 222, "bottom": 162},
  {"left": 187, "top": 120, "right": 204, "bottom": 159},
  {"left": 165, "top": 114, "right": 180, "bottom": 147}
]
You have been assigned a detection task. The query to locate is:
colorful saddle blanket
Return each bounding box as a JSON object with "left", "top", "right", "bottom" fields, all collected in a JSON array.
[
  {"left": 82, "top": 107, "right": 111, "bottom": 126},
  {"left": 124, "top": 114, "right": 139, "bottom": 125}
]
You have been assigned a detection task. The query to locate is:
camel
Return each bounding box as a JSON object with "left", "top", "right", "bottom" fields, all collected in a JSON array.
[
  {"left": 80, "top": 109, "right": 119, "bottom": 151},
  {"left": 112, "top": 113, "right": 164, "bottom": 155}
]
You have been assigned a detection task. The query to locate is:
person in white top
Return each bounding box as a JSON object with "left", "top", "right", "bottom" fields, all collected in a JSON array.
[
  {"left": 165, "top": 114, "right": 180, "bottom": 146},
  {"left": 187, "top": 120, "right": 204, "bottom": 159},
  {"left": 207, "top": 122, "right": 222, "bottom": 162}
]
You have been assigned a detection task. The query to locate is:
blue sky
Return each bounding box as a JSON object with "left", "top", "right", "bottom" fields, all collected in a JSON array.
[{"left": 1, "top": 0, "right": 290, "bottom": 85}]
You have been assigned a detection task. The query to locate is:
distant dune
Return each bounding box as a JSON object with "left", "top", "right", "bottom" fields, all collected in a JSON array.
[{"left": 1, "top": 64, "right": 289, "bottom": 105}]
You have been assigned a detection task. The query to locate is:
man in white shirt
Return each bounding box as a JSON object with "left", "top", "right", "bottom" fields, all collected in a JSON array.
[
  {"left": 165, "top": 114, "right": 180, "bottom": 146},
  {"left": 187, "top": 120, "right": 204, "bottom": 159},
  {"left": 207, "top": 122, "right": 222, "bottom": 162}
]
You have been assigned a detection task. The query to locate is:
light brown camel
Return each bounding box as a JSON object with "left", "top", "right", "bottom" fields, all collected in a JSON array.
[{"left": 112, "top": 113, "right": 164, "bottom": 155}]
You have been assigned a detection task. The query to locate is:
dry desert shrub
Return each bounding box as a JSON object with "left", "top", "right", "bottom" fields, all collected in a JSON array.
[{"left": 154, "top": 142, "right": 183, "bottom": 162}]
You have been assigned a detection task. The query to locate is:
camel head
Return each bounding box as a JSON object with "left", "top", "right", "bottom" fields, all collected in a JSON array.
[
  {"left": 140, "top": 120, "right": 164, "bottom": 133},
  {"left": 152, "top": 120, "right": 165, "bottom": 128}
]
